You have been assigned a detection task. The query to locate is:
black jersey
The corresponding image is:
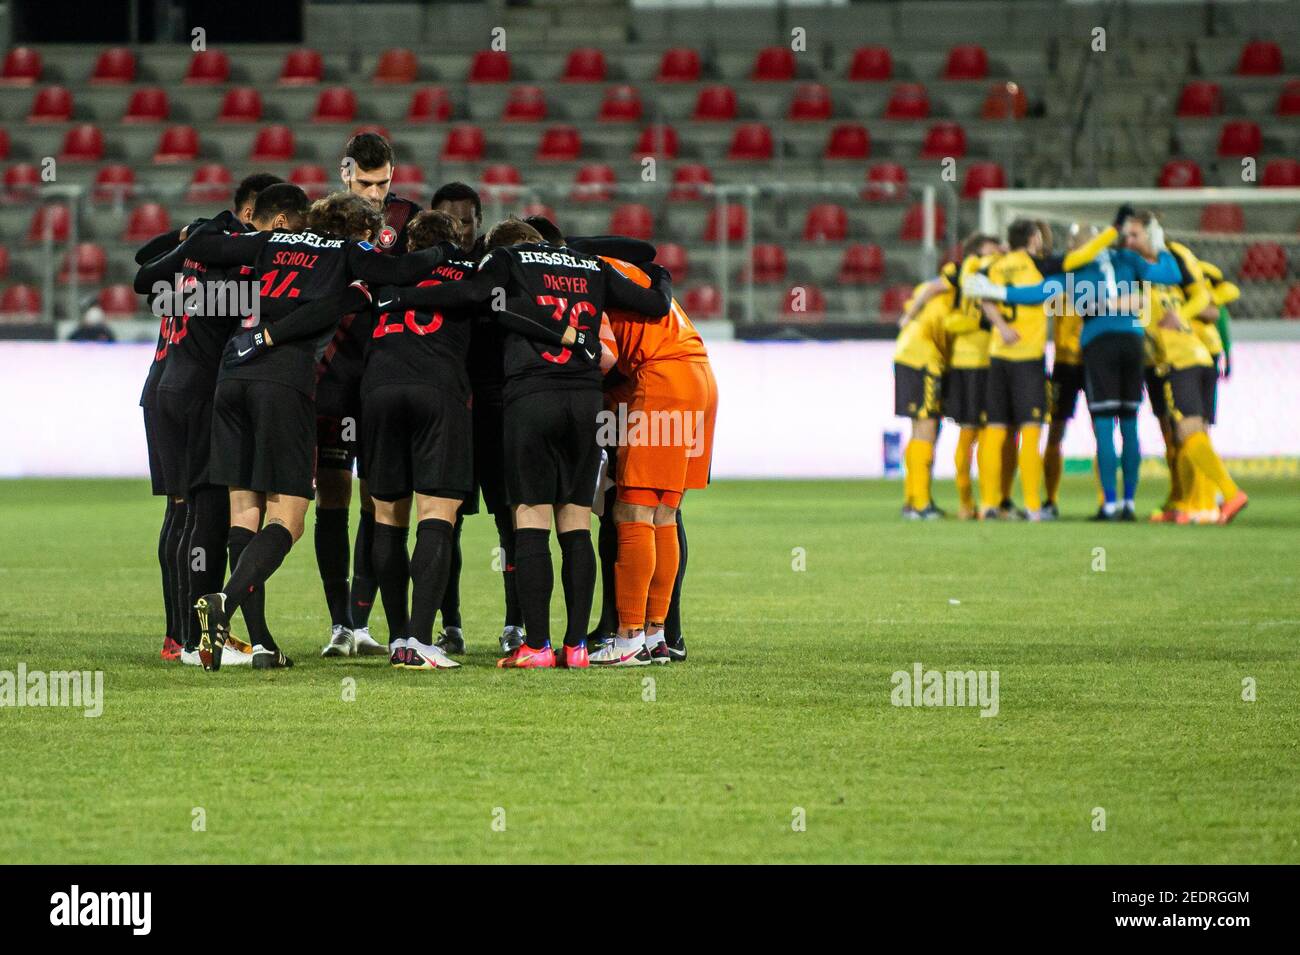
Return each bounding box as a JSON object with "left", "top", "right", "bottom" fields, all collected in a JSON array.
[{"left": 363, "top": 255, "right": 477, "bottom": 400}]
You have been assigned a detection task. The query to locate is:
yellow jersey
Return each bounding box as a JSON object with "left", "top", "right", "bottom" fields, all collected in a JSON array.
[
  {"left": 1053, "top": 304, "right": 1083, "bottom": 365},
  {"left": 1193, "top": 258, "right": 1240, "bottom": 357},
  {"left": 893, "top": 281, "right": 951, "bottom": 375},
  {"left": 945, "top": 255, "right": 994, "bottom": 370},
  {"left": 1144, "top": 241, "right": 1213, "bottom": 371}
]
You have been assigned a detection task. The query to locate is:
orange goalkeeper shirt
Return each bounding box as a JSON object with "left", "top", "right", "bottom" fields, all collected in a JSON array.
[{"left": 599, "top": 256, "right": 709, "bottom": 374}]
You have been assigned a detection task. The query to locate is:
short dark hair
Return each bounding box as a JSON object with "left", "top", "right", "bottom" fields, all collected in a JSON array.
[
  {"left": 234, "top": 173, "right": 283, "bottom": 212},
  {"left": 251, "top": 183, "right": 309, "bottom": 227},
  {"left": 344, "top": 132, "right": 394, "bottom": 173},
  {"left": 431, "top": 181, "right": 482, "bottom": 222},
  {"left": 960, "top": 232, "right": 1000, "bottom": 259},
  {"left": 406, "top": 210, "right": 461, "bottom": 252},
  {"left": 308, "top": 191, "right": 383, "bottom": 241},
  {"left": 523, "top": 214, "right": 563, "bottom": 245},
  {"left": 1007, "top": 218, "right": 1040, "bottom": 250}
]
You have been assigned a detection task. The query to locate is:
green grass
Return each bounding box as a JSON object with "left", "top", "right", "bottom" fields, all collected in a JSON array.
[{"left": 0, "top": 476, "right": 1297, "bottom": 864}]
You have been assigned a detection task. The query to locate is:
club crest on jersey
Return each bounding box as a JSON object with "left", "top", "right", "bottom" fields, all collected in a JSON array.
[{"left": 377, "top": 226, "right": 398, "bottom": 249}]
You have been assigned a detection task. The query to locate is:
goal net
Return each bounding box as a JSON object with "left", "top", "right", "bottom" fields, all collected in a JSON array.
[{"left": 978, "top": 188, "right": 1300, "bottom": 319}]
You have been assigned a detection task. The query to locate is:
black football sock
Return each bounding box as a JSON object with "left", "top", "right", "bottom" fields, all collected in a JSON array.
[
  {"left": 410, "top": 518, "right": 455, "bottom": 646},
  {"left": 158, "top": 499, "right": 179, "bottom": 641},
  {"left": 558, "top": 529, "right": 596, "bottom": 647},
  {"left": 350, "top": 510, "right": 378, "bottom": 628},
  {"left": 313, "top": 507, "right": 352, "bottom": 628},
  {"left": 664, "top": 509, "right": 687, "bottom": 642},
  {"left": 494, "top": 510, "right": 522, "bottom": 629},
  {"left": 514, "top": 528, "right": 553, "bottom": 650},
  {"left": 227, "top": 525, "right": 274, "bottom": 650},
  {"left": 595, "top": 501, "right": 619, "bottom": 635},
  {"left": 188, "top": 487, "right": 230, "bottom": 649},
  {"left": 175, "top": 499, "right": 198, "bottom": 651},
  {"left": 371, "top": 521, "right": 410, "bottom": 643},
  {"left": 439, "top": 514, "right": 464, "bottom": 630},
  {"left": 169, "top": 500, "right": 189, "bottom": 646}
]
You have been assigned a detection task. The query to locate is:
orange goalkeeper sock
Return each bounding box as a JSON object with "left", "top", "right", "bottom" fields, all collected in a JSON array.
[
  {"left": 645, "top": 523, "right": 680, "bottom": 627},
  {"left": 614, "top": 521, "right": 655, "bottom": 632}
]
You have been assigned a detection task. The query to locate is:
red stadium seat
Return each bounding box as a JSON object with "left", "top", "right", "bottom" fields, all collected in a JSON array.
[
  {"left": 668, "top": 162, "right": 712, "bottom": 201},
  {"left": 2, "top": 47, "right": 42, "bottom": 85},
  {"left": 1278, "top": 80, "right": 1300, "bottom": 116},
  {"left": 921, "top": 121, "right": 966, "bottom": 158},
  {"left": 782, "top": 284, "right": 826, "bottom": 321},
  {"left": 123, "top": 87, "right": 168, "bottom": 123},
  {"left": 280, "top": 49, "right": 323, "bottom": 85},
  {"left": 803, "top": 203, "right": 848, "bottom": 242},
  {"left": 1239, "top": 241, "right": 1287, "bottom": 280},
  {"left": 943, "top": 45, "right": 988, "bottom": 81},
  {"left": 186, "top": 164, "right": 232, "bottom": 202},
  {"left": 962, "top": 161, "right": 1006, "bottom": 198},
  {"left": 1237, "top": 40, "right": 1282, "bottom": 76},
  {"left": 5, "top": 162, "right": 41, "bottom": 199},
  {"left": 391, "top": 164, "right": 425, "bottom": 195},
  {"left": 656, "top": 242, "right": 688, "bottom": 280},
  {"left": 469, "top": 51, "right": 510, "bottom": 83},
  {"left": 747, "top": 244, "right": 787, "bottom": 283},
  {"left": 503, "top": 85, "right": 547, "bottom": 122},
  {"left": 609, "top": 203, "right": 654, "bottom": 240},
  {"left": 407, "top": 86, "right": 452, "bottom": 122},
  {"left": 599, "top": 85, "right": 642, "bottom": 122},
  {"left": 218, "top": 87, "right": 263, "bottom": 123},
  {"left": 848, "top": 46, "right": 892, "bottom": 81},
  {"left": 562, "top": 48, "right": 606, "bottom": 83},
  {"left": 1176, "top": 81, "right": 1221, "bottom": 117},
  {"left": 571, "top": 163, "right": 615, "bottom": 201},
  {"left": 900, "top": 202, "right": 945, "bottom": 242},
  {"left": 481, "top": 163, "right": 521, "bottom": 198},
  {"left": 59, "top": 124, "right": 103, "bottom": 162},
  {"left": 692, "top": 85, "right": 736, "bottom": 121},
  {"left": 442, "top": 125, "right": 484, "bottom": 162},
  {"left": 789, "top": 83, "right": 832, "bottom": 121},
  {"left": 154, "top": 125, "right": 199, "bottom": 163},
  {"left": 657, "top": 48, "right": 701, "bottom": 83},
  {"left": 251, "top": 125, "right": 295, "bottom": 162},
  {"left": 93, "top": 164, "right": 136, "bottom": 202},
  {"left": 58, "top": 243, "right": 107, "bottom": 284},
  {"left": 374, "top": 49, "right": 418, "bottom": 85},
  {"left": 518, "top": 201, "right": 556, "bottom": 222},
  {"left": 634, "top": 124, "right": 678, "bottom": 159},
  {"left": 864, "top": 162, "right": 908, "bottom": 201},
  {"left": 1158, "top": 159, "right": 1203, "bottom": 188},
  {"left": 704, "top": 204, "right": 746, "bottom": 242},
  {"left": 1261, "top": 158, "right": 1300, "bottom": 187},
  {"left": 0, "top": 285, "right": 41, "bottom": 317},
  {"left": 124, "top": 202, "right": 170, "bottom": 242},
  {"left": 185, "top": 50, "right": 229, "bottom": 85},
  {"left": 752, "top": 47, "right": 795, "bottom": 81},
  {"left": 313, "top": 86, "right": 357, "bottom": 123},
  {"left": 1199, "top": 204, "right": 1244, "bottom": 233},
  {"left": 91, "top": 47, "right": 135, "bottom": 84},
  {"left": 825, "top": 123, "right": 870, "bottom": 159},
  {"left": 289, "top": 164, "right": 329, "bottom": 198},
  {"left": 0, "top": 128, "right": 7, "bottom": 160},
  {"left": 885, "top": 83, "right": 930, "bottom": 119},
  {"left": 536, "top": 125, "right": 581, "bottom": 161},
  {"left": 351, "top": 123, "right": 390, "bottom": 141},
  {"left": 981, "top": 81, "right": 1027, "bottom": 119},
  {"left": 838, "top": 244, "right": 885, "bottom": 284},
  {"left": 727, "top": 123, "right": 773, "bottom": 160},
  {"left": 0, "top": 246, "right": 8, "bottom": 280},
  {"left": 1217, "top": 120, "right": 1261, "bottom": 156},
  {"left": 27, "top": 86, "right": 72, "bottom": 123},
  {"left": 98, "top": 284, "right": 137, "bottom": 318},
  {"left": 879, "top": 284, "right": 912, "bottom": 322},
  {"left": 1284, "top": 284, "right": 1300, "bottom": 319},
  {"left": 684, "top": 285, "right": 721, "bottom": 318}
]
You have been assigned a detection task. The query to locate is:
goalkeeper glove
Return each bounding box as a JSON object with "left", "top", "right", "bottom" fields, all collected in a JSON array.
[
  {"left": 962, "top": 273, "right": 1008, "bottom": 302},
  {"left": 1146, "top": 217, "right": 1167, "bottom": 252}
]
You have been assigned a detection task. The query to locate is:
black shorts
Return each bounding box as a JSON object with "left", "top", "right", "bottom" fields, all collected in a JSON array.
[
  {"left": 315, "top": 374, "right": 362, "bottom": 476},
  {"left": 155, "top": 388, "right": 216, "bottom": 497},
  {"left": 1082, "top": 333, "right": 1145, "bottom": 418},
  {"left": 504, "top": 388, "right": 603, "bottom": 508},
  {"left": 942, "top": 367, "right": 986, "bottom": 427},
  {"left": 1163, "top": 366, "right": 1212, "bottom": 423},
  {"left": 1144, "top": 366, "right": 1168, "bottom": 419},
  {"left": 1049, "top": 360, "right": 1085, "bottom": 423},
  {"left": 894, "top": 363, "right": 941, "bottom": 419},
  {"left": 1201, "top": 364, "right": 1218, "bottom": 425},
  {"left": 362, "top": 383, "right": 472, "bottom": 502},
  {"left": 142, "top": 398, "right": 167, "bottom": 496},
  {"left": 984, "top": 357, "right": 1046, "bottom": 427},
  {"left": 464, "top": 398, "right": 508, "bottom": 516},
  {"left": 210, "top": 378, "right": 316, "bottom": 499}
]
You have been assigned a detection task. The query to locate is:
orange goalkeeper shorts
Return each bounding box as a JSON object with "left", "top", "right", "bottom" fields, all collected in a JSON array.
[{"left": 614, "top": 357, "right": 718, "bottom": 499}]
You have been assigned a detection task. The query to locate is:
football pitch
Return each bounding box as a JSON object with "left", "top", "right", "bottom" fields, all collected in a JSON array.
[{"left": 1, "top": 476, "right": 1296, "bottom": 864}]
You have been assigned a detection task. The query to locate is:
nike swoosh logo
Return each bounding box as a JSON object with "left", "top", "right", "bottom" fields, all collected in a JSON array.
[
  {"left": 237, "top": 347, "right": 253, "bottom": 357},
  {"left": 377, "top": 300, "right": 395, "bottom": 310}
]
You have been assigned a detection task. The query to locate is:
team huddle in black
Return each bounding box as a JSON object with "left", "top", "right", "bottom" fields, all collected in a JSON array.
[{"left": 138, "top": 133, "right": 682, "bottom": 672}]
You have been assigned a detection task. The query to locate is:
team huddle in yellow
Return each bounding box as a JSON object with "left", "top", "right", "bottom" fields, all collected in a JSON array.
[{"left": 892, "top": 207, "right": 1246, "bottom": 525}]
